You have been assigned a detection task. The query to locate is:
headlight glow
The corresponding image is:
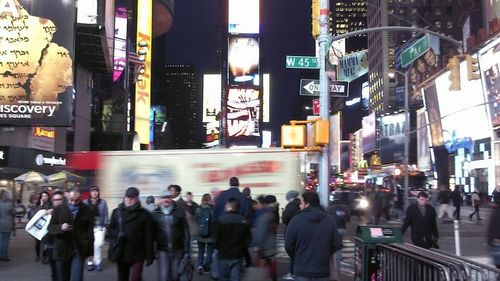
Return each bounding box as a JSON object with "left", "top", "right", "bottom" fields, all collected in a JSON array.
[{"left": 358, "top": 198, "right": 369, "bottom": 209}]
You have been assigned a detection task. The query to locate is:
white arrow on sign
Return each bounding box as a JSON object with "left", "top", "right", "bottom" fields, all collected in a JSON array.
[{"left": 303, "top": 81, "right": 320, "bottom": 95}]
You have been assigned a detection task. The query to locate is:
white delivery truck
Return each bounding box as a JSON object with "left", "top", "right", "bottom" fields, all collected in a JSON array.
[{"left": 67, "top": 148, "right": 306, "bottom": 209}]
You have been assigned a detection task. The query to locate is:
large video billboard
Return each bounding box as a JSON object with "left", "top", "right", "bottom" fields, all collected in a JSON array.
[
  {"left": 228, "top": 36, "right": 259, "bottom": 86},
  {"left": 379, "top": 112, "right": 405, "bottom": 164},
  {"left": 228, "top": 0, "right": 259, "bottom": 34},
  {"left": 362, "top": 112, "right": 376, "bottom": 153},
  {"left": 226, "top": 88, "right": 260, "bottom": 142},
  {"left": 202, "top": 74, "right": 221, "bottom": 123},
  {"left": 478, "top": 37, "right": 500, "bottom": 128},
  {"left": 113, "top": 7, "right": 128, "bottom": 82},
  {"left": 0, "top": 0, "right": 75, "bottom": 126}
]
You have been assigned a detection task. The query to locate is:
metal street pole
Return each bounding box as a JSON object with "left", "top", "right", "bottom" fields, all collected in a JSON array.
[
  {"left": 318, "top": 0, "right": 330, "bottom": 208},
  {"left": 403, "top": 70, "right": 410, "bottom": 209}
]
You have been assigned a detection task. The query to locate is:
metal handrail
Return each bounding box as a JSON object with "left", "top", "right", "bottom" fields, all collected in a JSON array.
[{"left": 377, "top": 244, "right": 451, "bottom": 281}]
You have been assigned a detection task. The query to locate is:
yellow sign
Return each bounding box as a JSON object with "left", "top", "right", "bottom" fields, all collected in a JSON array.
[
  {"left": 33, "top": 127, "right": 55, "bottom": 139},
  {"left": 135, "top": 0, "right": 152, "bottom": 145},
  {"left": 281, "top": 125, "right": 306, "bottom": 148}
]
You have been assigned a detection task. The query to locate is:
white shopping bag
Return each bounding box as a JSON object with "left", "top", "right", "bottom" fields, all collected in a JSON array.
[{"left": 25, "top": 210, "right": 52, "bottom": 241}]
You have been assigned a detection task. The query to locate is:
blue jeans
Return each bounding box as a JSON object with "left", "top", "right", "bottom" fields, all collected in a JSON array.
[
  {"left": 157, "top": 250, "right": 183, "bottom": 281},
  {"left": 56, "top": 254, "right": 84, "bottom": 281},
  {"left": 197, "top": 241, "right": 213, "bottom": 268},
  {"left": 0, "top": 231, "right": 11, "bottom": 258},
  {"left": 217, "top": 258, "right": 241, "bottom": 281}
]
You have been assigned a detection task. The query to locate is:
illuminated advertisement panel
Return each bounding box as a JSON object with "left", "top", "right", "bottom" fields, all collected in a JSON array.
[
  {"left": 202, "top": 74, "right": 221, "bottom": 123},
  {"left": 478, "top": 37, "right": 500, "bottom": 128},
  {"left": 113, "top": 7, "right": 128, "bottom": 82},
  {"left": 227, "top": 88, "right": 260, "bottom": 142},
  {"left": 135, "top": 0, "right": 152, "bottom": 145},
  {"left": 263, "top": 74, "right": 269, "bottom": 123},
  {"left": 379, "top": 113, "right": 406, "bottom": 164},
  {"left": 417, "top": 108, "right": 431, "bottom": 171},
  {"left": 0, "top": 0, "right": 75, "bottom": 126},
  {"left": 361, "top": 112, "right": 376, "bottom": 153},
  {"left": 482, "top": 0, "right": 500, "bottom": 35},
  {"left": 228, "top": 36, "right": 259, "bottom": 86},
  {"left": 435, "top": 60, "right": 490, "bottom": 152},
  {"left": 228, "top": 0, "right": 259, "bottom": 34},
  {"left": 422, "top": 83, "right": 443, "bottom": 147}
]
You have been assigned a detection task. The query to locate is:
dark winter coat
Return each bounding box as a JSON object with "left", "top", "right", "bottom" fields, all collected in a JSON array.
[
  {"left": 487, "top": 205, "right": 500, "bottom": 246},
  {"left": 48, "top": 203, "right": 94, "bottom": 260},
  {"left": 214, "top": 211, "right": 251, "bottom": 259},
  {"left": 214, "top": 187, "right": 251, "bottom": 220},
  {"left": 151, "top": 204, "right": 190, "bottom": 253},
  {"left": 451, "top": 190, "right": 462, "bottom": 207},
  {"left": 327, "top": 202, "right": 350, "bottom": 229},
  {"left": 437, "top": 189, "right": 451, "bottom": 204},
  {"left": 282, "top": 198, "right": 301, "bottom": 226},
  {"left": 285, "top": 206, "right": 341, "bottom": 278},
  {"left": 401, "top": 203, "right": 439, "bottom": 249},
  {"left": 195, "top": 203, "right": 215, "bottom": 243},
  {"left": 254, "top": 205, "right": 278, "bottom": 258},
  {"left": 106, "top": 203, "right": 154, "bottom": 263}
]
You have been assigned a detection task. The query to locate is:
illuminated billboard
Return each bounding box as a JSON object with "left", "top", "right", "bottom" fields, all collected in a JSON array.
[
  {"left": 0, "top": 0, "right": 75, "bottom": 126},
  {"left": 478, "top": 37, "right": 500, "bottom": 128},
  {"left": 228, "top": 36, "right": 259, "bottom": 86},
  {"left": 263, "top": 74, "right": 270, "bottom": 123},
  {"left": 422, "top": 83, "right": 443, "bottom": 147},
  {"left": 113, "top": 7, "right": 128, "bottom": 82},
  {"left": 379, "top": 113, "right": 406, "bottom": 164},
  {"left": 435, "top": 60, "right": 490, "bottom": 152},
  {"left": 361, "top": 112, "right": 376, "bottom": 153},
  {"left": 227, "top": 88, "right": 260, "bottom": 138},
  {"left": 202, "top": 74, "right": 221, "bottom": 123},
  {"left": 135, "top": 0, "right": 152, "bottom": 145},
  {"left": 417, "top": 108, "right": 431, "bottom": 171},
  {"left": 228, "top": 0, "right": 259, "bottom": 34}
]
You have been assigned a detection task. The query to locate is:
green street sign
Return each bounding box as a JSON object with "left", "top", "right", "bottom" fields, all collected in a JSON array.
[
  {"left": 286, "top": 56, "right": 319, "bottom": 69},
  {"left": 400, "top": 35, "right": 430, "bottom": 68}
]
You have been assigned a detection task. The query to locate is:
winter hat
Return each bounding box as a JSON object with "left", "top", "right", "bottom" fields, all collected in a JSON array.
[
  {"left": 265, "top": 195, "right": 277, "bottom": 205},
  {"left": 286, "top": 190, "right": 300, "bottom": 201},
  {"left": 125, "top": 187, "right": 140, "bottom": 198}
]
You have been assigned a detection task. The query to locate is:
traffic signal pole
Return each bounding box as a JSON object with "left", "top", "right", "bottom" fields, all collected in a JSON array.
[{"left": 318, "top": 0, "right": 330, "bottom": 208}]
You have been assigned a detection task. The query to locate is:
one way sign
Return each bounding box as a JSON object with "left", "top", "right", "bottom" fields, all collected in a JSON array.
[{"left": 299, "top": 79, "right": 349, "bottom": 98}]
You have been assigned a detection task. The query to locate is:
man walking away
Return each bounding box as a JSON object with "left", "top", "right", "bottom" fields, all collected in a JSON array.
[
  {"left": 151, "top": 189, "right": 190, "bottom": 281},
  {"left": 215, "top": 198, "right": 251, "bottom": 281},
  {"left": 83, "top": 186, "right": 109, "bottom": 272},
  {"left": 469, "top": 187, "right": 482, "bottom": 221},
  {"left": 401, "top": 192, "right": 439, "bottom": 249},
  {"left": 451, "top": 186, "right": 463, "bottom": 220},
  {"left": 437, "top": 185, "right": 453, "bottom": 220},
  {"left": 106, "top": 187, "right": 154, "bottom": 281},
  {"left": 281, "top": 190, "right": 300, "bottom": 280},
  {"left": 254, "top": 195, "right": 279, "bottom": 281},
  {"left": 48, "top": 188, "right": 94, "bottom": 281},
  {"left": 195, "top": 193, "right": 215, "bottom": 274},
  {"left": 285, "top": 192, "right": 341, "bottom": 281},
  {"left": 214, "top": 177, "right": 251, "bottom": 221},
  {"left": 327, "top": 198, "right": 350, "bottom": 281}
]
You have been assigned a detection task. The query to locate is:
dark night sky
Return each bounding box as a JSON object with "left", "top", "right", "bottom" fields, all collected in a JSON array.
[{"left": 163, "top": 0, "right": 315, "bottom": 142}]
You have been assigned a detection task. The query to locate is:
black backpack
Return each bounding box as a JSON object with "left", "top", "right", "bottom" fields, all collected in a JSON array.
[{"left": 197, "top": 207, "right": 213, "bottom": 238}]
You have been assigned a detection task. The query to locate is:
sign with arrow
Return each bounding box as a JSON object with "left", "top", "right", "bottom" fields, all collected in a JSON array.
[{"left": 299, "top": 79, "right": 349, "bottom": 97}]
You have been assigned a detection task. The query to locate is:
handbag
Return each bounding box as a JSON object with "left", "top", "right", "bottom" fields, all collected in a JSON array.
[{"left": 108, "top": 210, "right": 125, "bottom": 262}]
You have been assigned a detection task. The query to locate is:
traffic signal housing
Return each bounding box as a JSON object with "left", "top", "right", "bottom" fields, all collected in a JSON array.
[
  {"left": 313, "top": 119, "right": 329, "bottom": 146},
  {"left": 447, "top": 56, "right": 461, "bottom": 91},
  {"left": 465, "top": 55, "right": 480, "bottom": 81},
  {"left": 281, "top": 125, "right": 306, "bottom": 148},
  {"left": 311, "top": 0, "right": 320, "bottom": 39}
]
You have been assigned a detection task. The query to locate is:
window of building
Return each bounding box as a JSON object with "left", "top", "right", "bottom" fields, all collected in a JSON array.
[
  {"left": 435, "top": 21, "right": 441, "bottom": 28},
  {"left": 447, "top": 21, "right": 453, "bottom": 29}
]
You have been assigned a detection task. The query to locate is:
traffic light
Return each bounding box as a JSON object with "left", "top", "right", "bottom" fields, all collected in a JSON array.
[
  {"left": 281, "top": 125, "right": 306, "bottom": 148},
  {"left": 447, "top": 56, "right": 461, "bottom": 91},
  {"left": 313, "top": 119, "right": 329, "bottom": 146},
  {"left": 311, "top": 0, "right": 320, "bottom": 38},
  {"left": 465, "top": 55, "right": 480, "bottom": 81}
]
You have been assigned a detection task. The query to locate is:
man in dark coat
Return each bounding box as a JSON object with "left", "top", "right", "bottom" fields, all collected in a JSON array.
[
  {"left": 213, "top": 177, "right": 251, "bottom": 220},
  {"left": 281, "top": 190, "right": 300, "bottom": 280},
  {"left": 451, "top": 186, "right": 463, "bottom": 220},
  {"left": 48, "top": 188, "right": 94, "bottom": 281},
  {"left": 151, "top": 189, "right": 190, "bottom": 281},
  {"left": 106, "top": 187, "right": 154, "bottom": 281},
  {"left": 285, "top": 192, "right": 341, "bottom": 280},
  {"left": 401, "top": 192, "right": 439, "bottom": 249}
]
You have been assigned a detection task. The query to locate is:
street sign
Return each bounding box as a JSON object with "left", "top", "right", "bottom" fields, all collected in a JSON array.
[
  {"left": 400, "top": 35, "right": 430, "bottom": 68},
  {"left": 300, "top": 79, "right": 349, "bottom": 98},
  {"left": 312, "top": 99, "right": 320, "bottom": 115},
  {"left": 286, "top": 56, "right": 319, "bottom": 69}
]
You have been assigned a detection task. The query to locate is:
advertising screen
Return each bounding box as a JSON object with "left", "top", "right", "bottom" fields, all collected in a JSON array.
[
  {"left": 417, "top": 108, "right": 431, "bottom": 171},
  {"left": 338, "top": 50, "right": 369, "bottom": 82},
  {"left": 423, "top": 83, "right": 444, "bottom": 147},
  {"left": 202, "top": 74, "right": 221, "bottom": 123},
  {"left": 362, "top": 112, "right": 376, "bottom": 153},
  {"left": 228, "top": 0, "right": 259, "bottom": 34},
  {"left": 379, "top": 113, "right": 405, "bottom": 164},
  {"left": 0, "top": 0, "right": 75, "bottom": 126},
  {"left": 482, "top": 0, "right": 500, "bottom": 35},
  {"left": 228, "top": 36, "right": 259, "bottom": 86},
  {"left": 478, "top": 37, "right": 500, "bottom": 128},
  {"left": 226, "top": 88, "right": 260, "bottom": 138},
  {"left": 435, "top": 60, "right": 490, "bottom": 152},
  {"left": 113, "top": 7, "right": 128, "bottom": 82}
]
